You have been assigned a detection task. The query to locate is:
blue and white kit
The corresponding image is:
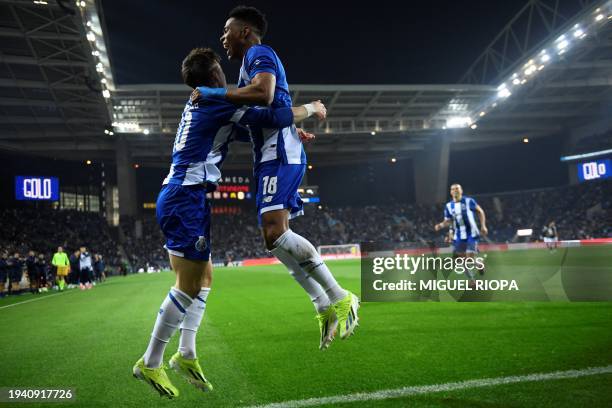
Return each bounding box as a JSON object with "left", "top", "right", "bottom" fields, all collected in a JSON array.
[
  {"left": 157, "top": 96, "right": 295, "bottom": 260},
  {"left": 444, "top": 196, "right": 480, "bottom": 254},
  {"left": 238, "top": 44, "right": 306, "bottom": 223}
]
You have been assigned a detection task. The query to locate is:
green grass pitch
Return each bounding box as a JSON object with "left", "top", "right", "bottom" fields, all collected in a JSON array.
[{"left": 1, "top": 246, "right": 611, "bottom": 407}]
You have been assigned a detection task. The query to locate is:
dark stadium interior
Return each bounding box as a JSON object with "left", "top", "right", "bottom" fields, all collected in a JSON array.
[
  {"left": 1, "top": 1, "right": 612, "bottom": 407},
  {"left": 1, "top": 0, "right": 611, "bottom": 279}
]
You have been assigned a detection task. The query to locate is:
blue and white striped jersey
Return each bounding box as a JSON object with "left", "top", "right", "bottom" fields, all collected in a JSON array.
[
  {"left": 163, "top": 97, "right": 294, "bottom": 187},
  {"left": 444, "top": 196, "right": 480, "bottom": 240},
  {"left": 238, "top": 44, "right": 306, "bottom": 166}
]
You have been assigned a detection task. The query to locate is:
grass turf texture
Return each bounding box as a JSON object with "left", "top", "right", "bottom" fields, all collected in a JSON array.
[{"left": 0, "top": 246, "right": 611, "bottom": 407}]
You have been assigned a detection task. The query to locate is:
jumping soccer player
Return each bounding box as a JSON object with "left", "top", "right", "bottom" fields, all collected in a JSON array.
[
  {"left": 132, "top": 47, "right": 327, "bottom": 399},
  {"left": 193, "top": 6, "right": 359, "bottom": 350},
  {"left": 434, "top": 184, "right": 488, "bottom": 283}
]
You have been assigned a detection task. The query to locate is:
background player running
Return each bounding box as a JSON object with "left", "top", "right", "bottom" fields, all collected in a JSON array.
[
  {"left": 193, "top": 6, "right": 360, "bottom": 351},
  {"left": 434, "top": 184, "right": 488, "bottom": 284},
  {"left": 132, "top": 47, "right": 326, "bottom": 399}
]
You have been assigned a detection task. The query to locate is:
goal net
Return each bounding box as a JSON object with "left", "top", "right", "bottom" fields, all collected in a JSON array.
[{"left": 317, "top": 243, "right": 361, "bottom": 260}]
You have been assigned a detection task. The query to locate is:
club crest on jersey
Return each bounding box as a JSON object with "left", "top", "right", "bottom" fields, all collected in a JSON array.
[{"left": 195, "top": 236, "right": 208, "bottom": 252}]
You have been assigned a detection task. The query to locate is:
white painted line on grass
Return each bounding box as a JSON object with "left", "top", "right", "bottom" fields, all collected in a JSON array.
[
  {"left": 246, "top": 365, "right": 612, "bottom": 408},
  {"left": 0, "top": 291, "right": 70, "bottom": 310},
  {"left": 0, "top": 280, "right": 121, "bottom": 310}
]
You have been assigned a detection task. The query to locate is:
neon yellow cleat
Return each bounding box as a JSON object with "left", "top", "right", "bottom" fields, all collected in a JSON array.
[
  {"left": 169, "top": 352, "right": 213, "bottom": 392},
  {"left": 316, "top": 307, "right": 338, "bottom": 350},
  {"left": 132, "top": 357, "right": 179, "bottom": 399},
  {"left": 333, "top": 292, "right": 360, "bottom": 339}
]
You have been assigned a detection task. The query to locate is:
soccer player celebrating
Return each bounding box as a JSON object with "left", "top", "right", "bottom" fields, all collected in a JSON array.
[
  {"left": 132, "top": 47, "right": 327, "bottom": 399},
  {"left": 193, "top": 5, "right": 359, "bottom": 350},
  {"left": 434, "top": 184, "right": 488, "bottom": 283}
]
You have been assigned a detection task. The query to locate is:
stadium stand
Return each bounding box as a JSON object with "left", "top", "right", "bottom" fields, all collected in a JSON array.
[
  {"left": 0, "top": 208, "right": 121, "bottom": 271},
  {"left": 1, "top": 179, "right": 609, "bottom": 281},
  {"left": 114, "top": 179, "right": 611, "bottom": 266},
  {"left": 119, "top": 216, "right": 169, "bottom": 271}
]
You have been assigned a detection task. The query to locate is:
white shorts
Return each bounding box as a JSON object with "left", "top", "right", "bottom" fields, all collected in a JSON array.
[{"left": 543, "top": 237, "right": 557, "bottom": 243}]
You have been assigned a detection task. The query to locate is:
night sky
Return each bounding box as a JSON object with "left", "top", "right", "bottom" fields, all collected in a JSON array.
[{"left": 101, "top": 0, "right": 527, "bottom": 85}]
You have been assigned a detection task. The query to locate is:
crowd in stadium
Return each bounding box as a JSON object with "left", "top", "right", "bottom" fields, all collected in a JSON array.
[
  {"left": 0, "top": 208, "right": 116, "bottom": 296},
  {"left": 1, "top": 179, "right": 609, "bottom": 292},
  {"left": 120, "top": 216, "right": 169, "bottom": 271},
  {"left": 120, "top": 179, "right": 611, "bottom": 265}
]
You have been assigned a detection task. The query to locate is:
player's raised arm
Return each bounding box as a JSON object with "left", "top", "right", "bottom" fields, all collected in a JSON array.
[{"left": 476, "top": 205, "right": 488, "bottom": 236}]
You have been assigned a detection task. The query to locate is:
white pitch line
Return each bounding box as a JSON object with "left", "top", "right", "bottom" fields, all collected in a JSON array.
[
  {"left": 246, "top": 365, "right": 612, "bottom": 408},
  {"left": 0, "top": 291, "right": 71, "bottom": 310}
]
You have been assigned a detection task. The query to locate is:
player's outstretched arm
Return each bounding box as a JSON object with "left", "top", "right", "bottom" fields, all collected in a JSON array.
[
  {"left": 237, "top": 100, "right": 326, "bottom": 128},
  {"left": 291, "top": 100, "right": 326, "bottom": 122}
]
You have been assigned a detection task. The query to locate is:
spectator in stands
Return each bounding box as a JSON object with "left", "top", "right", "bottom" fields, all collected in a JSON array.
[
  {"left": 0, "top": 207, "right": 120, "bottom": 273},
  {"left": 52, "top": 246, "right": 70, "bottom": 291},
  {"left": 79, "top": 246, "right": 93, "bottom": 290}
]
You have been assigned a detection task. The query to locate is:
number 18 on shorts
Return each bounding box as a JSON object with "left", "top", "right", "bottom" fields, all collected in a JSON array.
[{"left": 255, "top": 161, "right": 306, "bottom": 224}]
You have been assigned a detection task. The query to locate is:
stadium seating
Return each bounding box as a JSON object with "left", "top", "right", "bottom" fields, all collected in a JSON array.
[
  {"left": 119, "top": 180, "right": 611, "bottom": 266},
  {"left": 0, "top": 208, "right": 120, "bottom": 271},
  {"left": 1, "top": 180, "right": 609, "bottom": 274}
]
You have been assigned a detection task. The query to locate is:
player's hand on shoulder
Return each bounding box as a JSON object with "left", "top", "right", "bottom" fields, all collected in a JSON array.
[{"left": 297, "top": 128, "right": 315, "bottom": 144}]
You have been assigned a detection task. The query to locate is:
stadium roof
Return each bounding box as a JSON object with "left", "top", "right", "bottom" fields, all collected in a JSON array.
[
  {"left": 111, "top": 83, "right": 495, "bottom": 167},
  {"left": 0, "top": 0, "right": 113, "bottom": 151},
  {"left": 0, "top": 0, "right": 610, "bottom": 168}
]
